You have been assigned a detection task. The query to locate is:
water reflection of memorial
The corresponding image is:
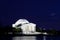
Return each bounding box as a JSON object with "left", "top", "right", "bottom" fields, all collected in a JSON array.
[{"left": 13, "top": 36, "right": 36, "bottom": 40}]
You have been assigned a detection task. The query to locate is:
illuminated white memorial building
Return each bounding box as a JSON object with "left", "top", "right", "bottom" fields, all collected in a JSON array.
[
  {"left": 12, "top": 19, "right": 39, "bottom": 34},
  {"left": 12, "top": 19, "right": 48, "bottom": 35}
]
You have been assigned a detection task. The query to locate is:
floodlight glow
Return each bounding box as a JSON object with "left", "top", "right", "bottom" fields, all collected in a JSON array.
[{"left": 12, "top": 19, "right": 36, "bottom": 34}]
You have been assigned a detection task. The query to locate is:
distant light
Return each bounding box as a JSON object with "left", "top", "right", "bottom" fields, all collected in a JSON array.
[
  {"left": 42, "top": 32, "right": 48, "bottom": 35},
  {"left": 50, "top": 13, "right": 56, "bottom": 16}
]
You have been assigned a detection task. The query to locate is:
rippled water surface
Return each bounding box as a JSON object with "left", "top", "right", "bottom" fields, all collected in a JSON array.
[{"left": 0, "top": 35, "right": 60, "bottom": 40}]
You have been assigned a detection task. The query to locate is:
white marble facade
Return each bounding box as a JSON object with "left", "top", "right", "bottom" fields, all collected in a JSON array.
[{"left": 12, "top": 19, "right": 36, "bottom": 34}]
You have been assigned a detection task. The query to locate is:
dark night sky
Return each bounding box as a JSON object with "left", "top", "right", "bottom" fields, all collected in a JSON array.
[{"left": 0, "top": 0, "right": 60, "bottom": 30}]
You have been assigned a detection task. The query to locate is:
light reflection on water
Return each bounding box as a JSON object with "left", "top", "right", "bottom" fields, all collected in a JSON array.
[
  {"left": 13, "top": 36, "right": 36, "bottom": 40},
  {"left": 0, "top": 35, "right": 60, "bottom": 40},
  {"left": 12, "top": 36, "right": 47, "bottom": 40},
  {"left": 43, "top": 36, "right": 46, "bottom": 40}
]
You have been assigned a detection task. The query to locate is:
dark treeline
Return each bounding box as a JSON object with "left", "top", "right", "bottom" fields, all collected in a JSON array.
[
  {"left": 0, "top": 25, "right": 12, "bottom": 32},
  {"left": 0, "top": 25, "right": 60, "bottom": 35}
]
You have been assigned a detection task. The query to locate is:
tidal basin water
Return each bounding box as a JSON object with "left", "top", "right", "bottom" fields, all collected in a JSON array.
[{"left": 0, "top": 35, "right": 60, "bottom": 40}]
